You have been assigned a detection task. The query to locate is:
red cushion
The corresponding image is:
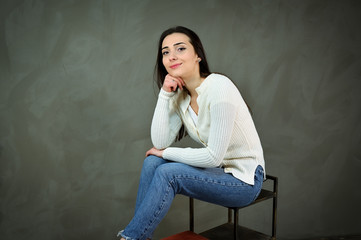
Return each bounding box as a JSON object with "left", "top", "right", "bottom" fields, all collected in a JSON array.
[{"left": 161, "top": 231, "right": 209, "bottom": 240}]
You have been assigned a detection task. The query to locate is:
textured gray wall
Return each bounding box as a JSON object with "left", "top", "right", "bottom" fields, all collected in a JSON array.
[{"left": 1, "top": 0, "right": 361, "bottom": 239}]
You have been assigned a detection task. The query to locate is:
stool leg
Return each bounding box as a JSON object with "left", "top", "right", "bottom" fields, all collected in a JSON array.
[
  {"left": 189, "top": 197, "right": 194, "bottom": 232},
  {"left": 272, "top": 178, "right": 278, "bottom": 239},
  {"left": 272, "top": 196, "right": 276, "bottom": 239},
  {"left": 228, "top": 208, "right": 232, "bottom": 223},
  {"left": 233, "top": 208, "right": 238, "bottom": 240}
]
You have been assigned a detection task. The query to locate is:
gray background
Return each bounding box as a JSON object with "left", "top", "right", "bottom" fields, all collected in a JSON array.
[{"left": 1, "top": 0, "right": 361, "bottom": 239}]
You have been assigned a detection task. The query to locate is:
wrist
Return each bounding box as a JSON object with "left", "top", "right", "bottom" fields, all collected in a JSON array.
[{"left": 160, "top": 88, "right": 176, "bottom": 98}]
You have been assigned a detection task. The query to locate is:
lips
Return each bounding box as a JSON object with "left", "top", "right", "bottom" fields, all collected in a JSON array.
[{"left": 170, "top": 63, "right": 182, "bottom": 69}]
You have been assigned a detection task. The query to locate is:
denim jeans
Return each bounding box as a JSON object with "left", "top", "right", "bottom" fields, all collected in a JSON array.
[{"left": 117, "top": 155, "right": 264, "bottom": 240}]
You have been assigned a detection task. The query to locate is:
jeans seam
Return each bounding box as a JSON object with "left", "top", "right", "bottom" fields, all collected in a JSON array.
[
  {"left": 139, "top": 179, "right": 173, "bottom": 240},
  {"left": 174, "top": 174, "right": 249, "bottom": 187}
]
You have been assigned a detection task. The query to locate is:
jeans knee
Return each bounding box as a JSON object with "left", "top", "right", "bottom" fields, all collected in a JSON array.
[
  {"left": 154, "top": 163, "right": 188, "bottom": 185},
  {"left": 154, "top": 163, "right": 179, "bottom": 181},
  {"left": 143, "top": 155, "right": 166, "bottom": 170},
  {"left": 153, "top": 164, "right": 180, "bottom": 194}
]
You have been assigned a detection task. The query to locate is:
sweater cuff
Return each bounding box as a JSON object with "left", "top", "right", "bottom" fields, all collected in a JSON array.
[
  {"left": 159, "top": 88, "right": 176, "bottom": 99},
  {"left": 162, "top": 148, "right": 174, "bottom": 160},
  {"left": 163, "top": 147, "right": 184, "bottom": 162},
  {"left": 163, "top": 148, "right": 170, "bottom": 158}
]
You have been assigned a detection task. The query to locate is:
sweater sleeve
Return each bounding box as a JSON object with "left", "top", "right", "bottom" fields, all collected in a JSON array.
[
  {"left": 151, "top": 88, "right": 183, "bottom": 149},
  {"left": 162, "top": 102, "right": 236, "bottom": 168}
]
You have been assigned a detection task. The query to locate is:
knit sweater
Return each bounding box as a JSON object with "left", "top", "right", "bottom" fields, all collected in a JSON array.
[{"left": 151, "top": 73, "right": 265, "bottom": 185}]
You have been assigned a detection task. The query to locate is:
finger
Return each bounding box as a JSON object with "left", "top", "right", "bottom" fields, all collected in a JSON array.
[
  {"left": 167, "top": 79, "right": 180, "bottom": 91},
  {"left": 163, "top": 76, "right": 176, "bottom": 92},
  {"left": 171, "top": 78, "right": 183, "bottom": 90},
  {"left": 174, "top": 79, "right": 182, "bottom": 90},
  {"left": 176, "top": 78, "right": 184, "bottom": 90},
  {"left": 165, "top": 74, "right": 174, "bottom": 83},
  {"left": 165, "top": 74, "right": 184, "bottom": 91},
  {"left": 164, "top": 75, "right": 176, "bottom": 90},
  {"left": 177, "top": 77, "right": 186, "bottom": 86},
  {"left": 145, "top": 148, "right": 153, "bottom": 157}
]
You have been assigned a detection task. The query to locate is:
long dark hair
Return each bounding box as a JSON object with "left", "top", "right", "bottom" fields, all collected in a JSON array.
[{"left": 154, "top": 26, "right": 211, "bottom": 141}]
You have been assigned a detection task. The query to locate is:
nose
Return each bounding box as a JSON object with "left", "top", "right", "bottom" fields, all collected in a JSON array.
[{"left": 169, "top": 51, "right": 177, "bottom": 61}]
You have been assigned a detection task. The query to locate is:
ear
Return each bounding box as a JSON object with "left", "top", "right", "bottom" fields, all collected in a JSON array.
[{"left": 197, "top": 58, "right": 201, "bottom": 62}]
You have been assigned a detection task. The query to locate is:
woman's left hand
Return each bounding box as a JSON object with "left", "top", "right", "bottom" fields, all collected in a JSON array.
[{"left": 145, "top": 147, "right": 164, "bottom": 158}]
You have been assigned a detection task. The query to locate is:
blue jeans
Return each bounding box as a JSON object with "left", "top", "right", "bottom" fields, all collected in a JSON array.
[{"left": 118, "top": 155, "right": 264, "bottom": 240}]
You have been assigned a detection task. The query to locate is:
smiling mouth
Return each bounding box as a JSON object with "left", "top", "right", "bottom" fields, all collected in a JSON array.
[{"left": 170, "top": 63, "right": 182, "bottom": 69}]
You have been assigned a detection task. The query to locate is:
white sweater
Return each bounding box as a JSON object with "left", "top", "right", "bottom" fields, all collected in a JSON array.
[{"left": 151, "top": 73, "right": 265, "bottom": 185}]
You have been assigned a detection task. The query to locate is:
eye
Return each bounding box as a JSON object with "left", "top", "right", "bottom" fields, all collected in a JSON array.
[
  {"left": 177, "top": 47, "right": 186, "bottom": 52},
  {"left": 162, "top": 51, "right": 169, "bottom": 56}
]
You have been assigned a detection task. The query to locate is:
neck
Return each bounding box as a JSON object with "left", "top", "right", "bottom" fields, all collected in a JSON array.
[{"left": 184, "top": 75, "right": 204, "bottom": 97}]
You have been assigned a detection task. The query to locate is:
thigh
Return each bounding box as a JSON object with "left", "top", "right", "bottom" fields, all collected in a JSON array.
[
  {"left": 142, "top": 155, "right": 169, "bottom": 171},
  {"left": 154, "top": 163, "right": 262, "bottom": 208}
]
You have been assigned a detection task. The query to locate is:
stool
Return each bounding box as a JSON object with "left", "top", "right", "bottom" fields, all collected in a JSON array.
[{"left": 190, "top": 174, "right": 278, "bottom": 240}]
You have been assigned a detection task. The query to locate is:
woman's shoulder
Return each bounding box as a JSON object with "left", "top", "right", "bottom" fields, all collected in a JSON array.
[
  {"left": 199, "top": 73, "right": 240, "bottom": 105},
  {"left": 207, "top": 73, "right": 232, "bottom": 82},
  {"left": 206, "top": 73, "right": 238, "bottom": 93}
]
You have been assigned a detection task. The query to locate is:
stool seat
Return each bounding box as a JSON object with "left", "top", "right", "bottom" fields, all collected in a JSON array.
[
  {"left": 161, "top": 231, "right": 209, "bottom": 240},
  {"left": 163, "top": 174, "right": 278, "bottom": 240},
  {"left": 190, "top": 174, "right": 278, "bottom": 240}
]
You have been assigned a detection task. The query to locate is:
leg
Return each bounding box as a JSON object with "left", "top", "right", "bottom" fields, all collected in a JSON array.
[
  {"left": 134, "top": 155, "right": 168, "bottom": 213},
  {"left": 119, "top": 162, "right": 180, "bottom": 240},
  {"left": 119, "top": 163, "right": 263, "bottom": 240},
  {"left": 173, "top": 164, "right": 264, "bottom": 208}
]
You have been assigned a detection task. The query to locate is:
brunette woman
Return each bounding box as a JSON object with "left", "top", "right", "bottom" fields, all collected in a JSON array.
[{"left": 118, "top": 26, "right": 265, "bottom": 240}]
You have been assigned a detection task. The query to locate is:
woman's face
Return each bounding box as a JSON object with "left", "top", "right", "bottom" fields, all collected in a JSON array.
[{"left": 161, "top": 33, "right": 200, "bottom": 79}]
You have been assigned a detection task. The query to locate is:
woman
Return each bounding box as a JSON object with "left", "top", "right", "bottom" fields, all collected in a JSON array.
[{"left": 118, "top": 26, "right": 265, "bottom": 240}]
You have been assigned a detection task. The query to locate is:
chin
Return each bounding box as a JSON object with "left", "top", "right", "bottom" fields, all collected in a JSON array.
[{"left": 168, "top": 70, "right": 182, "bottom": 78}]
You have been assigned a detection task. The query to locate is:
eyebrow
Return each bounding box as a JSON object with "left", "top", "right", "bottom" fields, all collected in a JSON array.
[{"left": 162, "top": 42, "right": 186, "bottom": 50}]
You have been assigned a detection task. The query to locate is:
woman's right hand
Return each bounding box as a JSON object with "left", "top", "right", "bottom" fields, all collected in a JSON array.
[
  {"left": 162, "top": 74, "right": 185, "bottom": 92},
  {"left": 145, "top": 147, "right": 164, "bottom": 158}
]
